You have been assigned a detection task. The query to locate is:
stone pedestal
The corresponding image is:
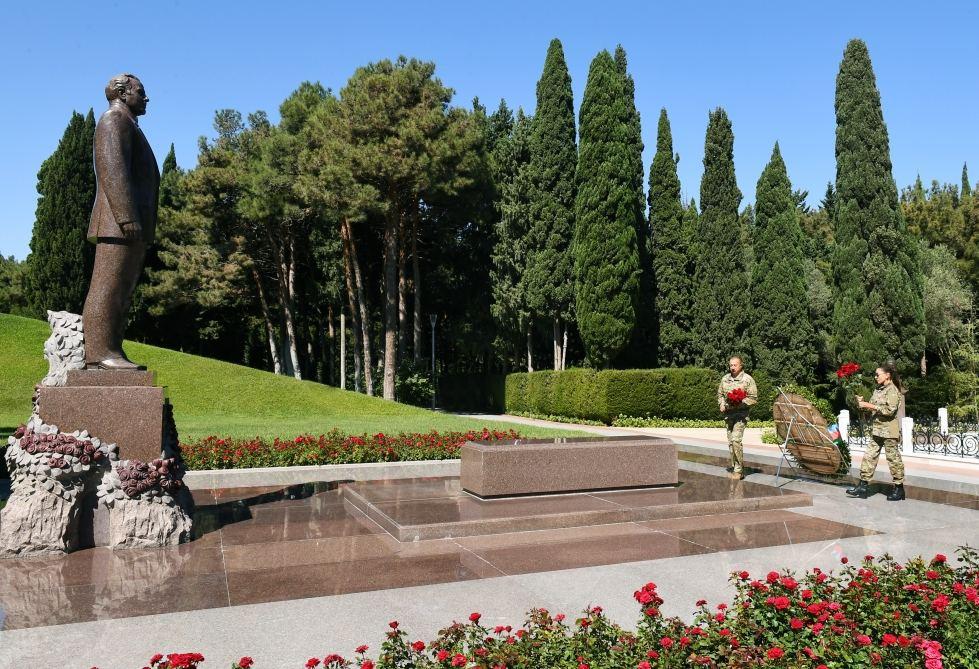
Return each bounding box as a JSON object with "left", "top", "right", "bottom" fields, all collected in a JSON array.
[
  {"left": 460, "top": 436, "right": 678, "bottom": 498},
  {"left": 37, "top": 370, "right": 167, "bottom": 463}
]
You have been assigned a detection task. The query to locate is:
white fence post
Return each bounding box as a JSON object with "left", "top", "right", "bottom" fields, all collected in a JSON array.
[
  {"left": 938, "top": 407, "right": 949, "bottom": 436},
  {"left": 901, "top": 417, "right": 914, "bottom": 455},
  {"left": 838, "top": 410, "right": 850, "bottom": 442}
]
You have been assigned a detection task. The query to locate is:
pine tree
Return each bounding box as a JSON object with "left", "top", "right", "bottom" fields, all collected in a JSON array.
[
  {"left": 525, "top": 38, "right": 577, "bottom": 370},
  {"left": 648, "top": 109, "right": 693, "bottom": 366},
  {"left": 832, "top": 39, "right": 924, "bottom": 371},
  {"left": 574, "top": 50, "right": 641, "bottom": 367},
  {"left": 749, "top": 143, "right": 818, "bottom": 382},
  {"left": 23, "top": 109, "right": 97, "bottom": 317},
  {"left": 691, "top": 108, "right": 747, "bottom": 367},
  {"left": 962, "top": 162, "right": 972, "bottom": 198},
  {"left": 613, "top": 45, "right": 654, "bottom": 366}
]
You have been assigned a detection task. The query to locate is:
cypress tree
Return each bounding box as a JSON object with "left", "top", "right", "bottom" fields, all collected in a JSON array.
[
  {"left": 832, "top": 39, "right": 924, "bottom": 371},
  {"left": 749, "top": 143, "right": 818, "bottom": 382},
  {"left": 691, "top": 108, "right": 748, "bottom": 367},
  {"left": 574, "top": 49, "right": 641, "bottom": 367},
  {"left": 525, "top": 38, "right": 577, "bottom": 370},
  {"left": 491, "top": 108, "right": 535, "bottom": 369},
  {"left": 23, "top": 109, "right": 97, "bottom": 317},
  {"left": 613, "top": 45, "right": 654, "bottom": 366},
  {"left": 962, "top": 162, "right": 972, "bottom": 198},
  {"left": 648, "top": 109, "right": 694, "bottom": 366}
]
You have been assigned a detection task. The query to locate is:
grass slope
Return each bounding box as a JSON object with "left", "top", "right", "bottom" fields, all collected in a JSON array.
[{"left": 0, "top": 314, "right": 575, "bottom": 440}]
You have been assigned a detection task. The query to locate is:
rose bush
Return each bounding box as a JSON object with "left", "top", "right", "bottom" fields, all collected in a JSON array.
[
  {"left": 180, "top": 429, "right": 521, "bottom": 470},
  {"left": 99, "top": 548, "right": 979, "bottom": 668}
]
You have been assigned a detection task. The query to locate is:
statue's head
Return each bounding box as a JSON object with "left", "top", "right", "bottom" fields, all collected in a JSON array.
[{"left": 105, "top": 73, "right": 148, "bottom": 116}]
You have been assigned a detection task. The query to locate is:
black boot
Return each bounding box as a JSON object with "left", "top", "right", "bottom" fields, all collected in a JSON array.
[
  {"left": 845, "top": 480, "right": 871, "bottom": 498},
  {"left": 886, "top": 484, "right": 906, "bottom": 501}
]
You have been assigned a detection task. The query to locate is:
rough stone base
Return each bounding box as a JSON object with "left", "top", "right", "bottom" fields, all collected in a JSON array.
[
  {"left": 107, "top": 499, "right": 192, "bottom": 549},
  {"left": 0, "top": 488, "right": 80, "bottom": 556}
]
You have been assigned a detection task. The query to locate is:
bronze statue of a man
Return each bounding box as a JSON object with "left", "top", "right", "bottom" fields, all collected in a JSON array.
[{"left": 82, "top": 74, "right": 160, "bottom": 370}]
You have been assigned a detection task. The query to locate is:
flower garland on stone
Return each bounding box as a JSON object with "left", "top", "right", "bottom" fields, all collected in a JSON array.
[
  {"left": 5, "top": 420, "right": 117, "bottom": 501},
  {"left": 97, "top": 456, "right": 185, "bottom": 507}
]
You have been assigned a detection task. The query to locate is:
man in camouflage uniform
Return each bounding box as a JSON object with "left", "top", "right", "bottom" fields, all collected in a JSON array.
[
  {"left": 845, "top": 366, "right": 905, "bottom": 501},
  {"left": 717, "top": 356, "right": 758, "bottom": 480}
]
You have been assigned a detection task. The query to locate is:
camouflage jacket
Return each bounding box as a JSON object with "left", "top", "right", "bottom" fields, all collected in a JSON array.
[
  {"left": 717, "top": 371, "right": 759, "bottom": 418},
  {"left": 869, "top": 381, "right": 902, "bottom": 438}
]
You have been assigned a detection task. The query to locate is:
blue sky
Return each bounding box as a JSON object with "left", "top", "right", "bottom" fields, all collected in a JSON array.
[{"left": 2, "top": 0, "right": 978, "bottom": 259}]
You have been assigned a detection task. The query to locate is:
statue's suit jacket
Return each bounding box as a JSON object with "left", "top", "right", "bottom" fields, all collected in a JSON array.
[{"left": 87, "top": 104, "right": 160, "bottom": 243}]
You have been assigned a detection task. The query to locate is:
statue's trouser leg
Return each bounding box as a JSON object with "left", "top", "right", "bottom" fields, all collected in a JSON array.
[{"left": 82, "top": 239, "right": 145, "bottom": 365}]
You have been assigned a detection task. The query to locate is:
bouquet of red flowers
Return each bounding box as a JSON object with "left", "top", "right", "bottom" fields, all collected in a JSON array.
[
  {"left": 726, "top": 387, "right": 747, "bottom": 405},
  {"left": 835, "top": 361, "right": 866, "bottom": 408}
]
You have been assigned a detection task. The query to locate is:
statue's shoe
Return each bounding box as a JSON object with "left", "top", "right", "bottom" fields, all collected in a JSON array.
[{"left": 97, "top": 357, "right": 142, "bottom": 370}]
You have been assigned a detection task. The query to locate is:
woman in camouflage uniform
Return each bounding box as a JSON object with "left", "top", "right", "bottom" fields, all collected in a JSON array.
[{"left": 845, "top": 361, "right": 905, "bottom": 501}]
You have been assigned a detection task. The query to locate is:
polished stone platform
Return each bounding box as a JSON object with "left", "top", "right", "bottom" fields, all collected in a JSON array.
[
  {"left": 0, "top": 470, "right": 877, "bottom": 631},
  {"left": 341, "top": 471, "right": 812, "bottom": 541},
  {"left": 460, "top": 436, "right": 677, "bottom": 498}
]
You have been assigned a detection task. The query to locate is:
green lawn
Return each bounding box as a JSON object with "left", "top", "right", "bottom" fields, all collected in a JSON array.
[{"left": 0, "top": 313, "right": 577, "bottom": 440}]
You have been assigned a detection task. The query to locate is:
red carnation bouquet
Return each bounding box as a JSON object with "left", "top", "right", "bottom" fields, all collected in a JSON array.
[
  {"left": 726, "top": 387, "right": 747, "bottom": 405},
  {"left": 835, "top": 361, "right": 867, "bottom": 409}
]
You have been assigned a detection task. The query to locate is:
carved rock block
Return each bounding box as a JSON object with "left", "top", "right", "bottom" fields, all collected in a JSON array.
[{"left": 0, "top": 488, "right": 80, "bottom": 556}]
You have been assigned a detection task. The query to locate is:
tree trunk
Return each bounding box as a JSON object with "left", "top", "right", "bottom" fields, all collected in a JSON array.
[
  {"left": 553, "top": 317, "right": 561, "bottom": 370},
  {"left": 561, "top": 325, "right": 568, "bottom": 371},
  {"left": 328, "top": 305, "right": 336, "bottom": 386},
  {"left": 921, "top": 351, "right": 927, "bottom": 377},
  {"left": 341, "top": 217, "right": 373, "bottom": 396},
  {"left": 278, "top": 234, "right": 302, "bottom": 380},
  {"left": 526, "top": 328, "right": 534, "bottom": 373},
  {"left": 383, "top": 207, "right": 400, "bottom": 400},
  {"left": 250, "top": 266, "right": 282, "bottom": 375},
  {"left": 412, "top": 204, "right": 423, "bottom": 366},
  {"left": 398, "top": 231, "right": 408, "bottom": 368}
]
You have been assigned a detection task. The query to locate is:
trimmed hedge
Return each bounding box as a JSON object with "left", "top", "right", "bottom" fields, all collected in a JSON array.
[{"left": 506, "top": 368, "right": 832, "bottom": 424}]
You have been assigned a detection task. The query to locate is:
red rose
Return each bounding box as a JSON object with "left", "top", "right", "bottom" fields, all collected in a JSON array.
[
  {"left": 727, "top": 387, "right": 747, "bottom": 404},
  {"left": 305, "top": 660, "right": 320, "bottom": 669},
  {"left": 660, "top": 637, "right": 673, "bottom": 648},
  {"left": 451, "top": 654, "right": 467, "bottom": 667},
  {"left": 469, "top": 612, "right": 481, "bottom": 623},
  {"left": 412, "top": 641, "right": 426, "bottom": 652},
  {"left": 237, "top": 658, "right": 253, "bottom": 669},
  {"left": 355, "top": 645, "right": 368, "bottom": 654},
  {"left": 388, "top": 620, "right": 399, "bottom": 629},
  {"left": 436, "top": 650, "right": 450, "bottom": 662},
  {"left": 767, "top": 647, "right": 784, "bottom": 659},
  {"left": 362, "top": 662, "right": 374, "bottom": 669}
]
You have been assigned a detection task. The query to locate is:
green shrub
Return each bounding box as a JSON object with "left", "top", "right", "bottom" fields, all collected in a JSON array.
[{"left": 506, "top": 367, "right": 831, "bottom": 423}]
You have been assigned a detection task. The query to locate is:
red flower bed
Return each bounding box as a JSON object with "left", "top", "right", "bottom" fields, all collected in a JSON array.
[
  {"left": 180, "top": 428, "right": 521, "bottom": 470},
  {"left": 101, "top": 549, "right": 979, "bottom": 668}
]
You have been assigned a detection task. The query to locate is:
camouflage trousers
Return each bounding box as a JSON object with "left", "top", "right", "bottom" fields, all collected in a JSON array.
[
  {"left": 860, "top": 435, "right": 905, "bottom": 485},
  {"left": 726, "top": 415, "right": 748, "bottom": 474}
]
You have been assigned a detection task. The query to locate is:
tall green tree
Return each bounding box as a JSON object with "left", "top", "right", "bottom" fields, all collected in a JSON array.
[
  {"left": 23, "top": 110, "right": 96, "bottom": 317},
  {"left": 525, "top": 38, "right": 577, "bottom": 370},
  {"left": 749, "top": 143, "right": 818, "bottom": 382},
  {"left": 613, "top": 45, "right": 654, "bottom": 366},
  {"left": 303, "top": 58, "right": 480, "bottom": 399},
  {"left": 491, "top": 108, "right": 535, "bottom": 370},
  {"left": 573, "top": 49, "right": 641, "bottom": 367},
  {"left": 832, "top": 39, "right": 924, "bottom": 372},
  {"left": 962, "top": 163, "right": 971, "bottom": 198},
  {"left": 691, "top": 108, "right": 747, "bottom": 367},
  {"left": 648, "top": 109, "right": 693, "bottom": 366}
]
